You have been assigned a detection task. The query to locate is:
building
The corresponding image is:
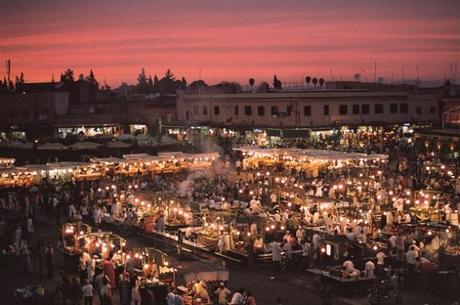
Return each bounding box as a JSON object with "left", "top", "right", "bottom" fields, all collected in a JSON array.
[
  {"left": 0, "top": 81, "right": 177, "bottom": 139},
  {"left": 177, "top": 89, "right": 440, "bottom": 130}
]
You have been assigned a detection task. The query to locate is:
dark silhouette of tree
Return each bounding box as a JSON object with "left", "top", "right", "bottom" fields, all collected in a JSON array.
[
  {"left": 305, "top": 76, "right": 311, "bottom": 88},
  {"left": 153, "top": 75, "right": 159, "bottom": 92},
  {"left": 249, "top": 78, "right": 255, "bottom": 90},
  {"left": 85, "top": 70, "right": 99, "bottom": 88},
  {"left": 164, "top": 69, "right": 175, "bottom": 80},
  {"left": 273, "top": 75, "right": 282, "bottom": 89},
  {"left": 60, "top": 69, "right": 75, "bottom": 83},
  {"left": 213, "top": 81, "right": 242, "bottom": 93},
  {"left": 354, "top": 73, "right": 361, "bottom": 81},
  {"left": 257, "top": 81, "right": 269, "bottom": 93},
  {"left": 181, "top": 77, "right": 187, "bottom": 88},
  {"left": 189, "top": 80, "right": 208, "bottom": 90},
  {"left": 137, "top": 68, "right": 148, "bottom": 93},
  {"left": 15, "top": 72, "right": 25, "bottom": 86},
  {"left": 0, "top": 78, "right": 8, "bottom": 93},
  {"left": 158, "top": 69, "right": 177, "bottom": 94},
  {"left": 312, "top": 78, "right": 318, "bottom": 87},
  {"left": 101, "top": 81, "right": 111, "bottom": 91},
  {"left": 147, "top": 75, "right": 154, "bottom": 92},
  {"left": 319, "top": 78, "right": 325, "bottom": 87}
]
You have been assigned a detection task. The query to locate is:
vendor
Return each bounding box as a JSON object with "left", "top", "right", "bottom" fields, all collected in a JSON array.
[
  {"left": 253, "top": 236, "right": 265, "bottom": 254},
  {"left": 364, "top": 260, "right": 375, "bottom": 278},
  {"left": 342, "top": 260, "right": 360, "bottom": 278}
]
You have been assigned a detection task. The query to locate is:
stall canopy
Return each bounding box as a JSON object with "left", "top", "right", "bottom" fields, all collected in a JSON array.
[
  {"left": 0, "top": 157, "right": 15, "bottom": 168},
  {"left": 116, "top": 134, "right": 136, "bottom": 142},
  {"left": 157, "top": 151, "right": 186, "bottom": 160},
  {"left": 47, "top": 162, "right": 86, "bottom": 171},
  {"left": 37, "top": 142, "right": 69, "bottom": 151},
  {"left": 235, "top": 146, "right": 388, "bottom": 162},
  {"left": 106, "top": 141, "right": 132, "bottom": 149},
  {"left": 122, "top": 153, "right": 159, "bottom": 163},
  {"left": 178, "top": 260, "right": 229, "bottom": 283},
  {"left": 69, "top": 141, "right": 101, "bottom": 150},
  {"left": 90, "top": 157, "right": 126, "bottom": 164},
  {"left": 1, "top": 141, "right": 34, "bottom": 149},
  {"left": 160, "top": 136, "right": 178, "bottom": 145}
]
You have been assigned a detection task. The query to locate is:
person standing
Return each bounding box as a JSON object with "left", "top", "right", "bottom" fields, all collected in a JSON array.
[
  {"left": 100, "top": 278, "right": 112, "bottom": 305},
  {"left": 215, "top": 282, "right": 231, "bottom": 305},
  {"left": 45, "top": 243, "right": 54, "bottom": 278},
  {"left": 130, "top": 278, "right": 140, "bottom": 305},
  {"left": 229, "top": 289, "right": 244, "bottom": 305},
  {"left": 82, "top": 279, "right": 94, "bottom": 305},
  {"left": 302, "top": 239, "right": 311, "bottom": 270},
  {"left": 119, "top": 272, "right": 131, "bottom": 305},
  {"left": 244, "top": 290, "right": 257, "bottom": 305},
  {"left": 70, "top": 277, "right": 82, "bottom": 305},
  {"left": 269, "top": 240, "right": 282, "bottom": 276}
]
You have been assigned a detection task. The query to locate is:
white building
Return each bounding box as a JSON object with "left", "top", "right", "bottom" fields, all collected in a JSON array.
[{"left": 177, "top": 89, "right": 439, "bottom": 129}]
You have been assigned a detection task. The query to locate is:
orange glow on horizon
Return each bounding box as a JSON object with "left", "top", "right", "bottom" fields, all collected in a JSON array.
[{"left": 0, "top": 0, "right": 459, "bottom": 87}]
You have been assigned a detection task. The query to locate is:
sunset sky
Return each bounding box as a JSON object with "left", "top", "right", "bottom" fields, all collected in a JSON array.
[{"left": 0, "top": 0, "right": 459, "bottom": 87}]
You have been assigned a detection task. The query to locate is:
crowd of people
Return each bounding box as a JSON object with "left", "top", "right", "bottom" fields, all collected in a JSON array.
[{"left": 1, "top": 126, "right": 460, "bottom": 304}]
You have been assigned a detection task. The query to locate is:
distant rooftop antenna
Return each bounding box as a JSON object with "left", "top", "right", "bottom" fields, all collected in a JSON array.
[
  {"left": 374, "top": 61, "right": 377, "bottom": 84},
  {"left": 5, "top": 59, "right": 11, "bottom": 89},
  {"left": 416, "top": 66, "right": 420, "bottom": 86},
  {"left": 198, "top": 67, "right": 202, "bottom": 95},
  {"left": 455, "top": 62, "right": 458, "bottom": 84}
]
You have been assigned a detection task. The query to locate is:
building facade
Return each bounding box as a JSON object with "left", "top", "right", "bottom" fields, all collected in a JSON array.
[{"left": 177, "top": 90, "right": 440, "bottom": 129}]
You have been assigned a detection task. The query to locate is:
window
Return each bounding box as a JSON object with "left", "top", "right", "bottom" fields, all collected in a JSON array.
[
  {"left": 324, "top": 105, "right": 329, "bottom": 116},
  {"left": 256, "top": 106, "right": 265, "bottom": 116},
  {"left": 214, "top": 105, "right": 220, "bottom": 115},
  {"left": 390, "top": 103, "right": 398, "bottom": 114},
  {"left": 234, "top": 106, "right": 239, "bottom": 116},
  {"left": 361, "top": 104, "right": 370, "bottom": 114},
  {"left": 271, "top": 106, "right": 278, "bottom": 116},
  {"left": 416, "top": 106, "right": 422, "bottom": 114},
  {"left": 185, "top": 111, "right": 190, "bottom": 120},
  {"left": 375, "top": 104, "right": 384, "bottom": 114},
  {"left": 430, "top": 106, "right": 436, "bottom": 114},
  {"left": 244, "top": 106, "right": 252, "bottom": 116},
  {"left": 339, "top": 105, "right": 348, "bottom": 115},
  {"left": 286, "top": 106, "right": 293, "bottom": 117},
  {"left": 303, "top": 105, "right": 311, "bottom": 116},
  {"left": 203, "top": 106, "right": 208, "bottom": 115},
  {"left": 400, "top": 103, "right": 408, "bottom": 113},
  {"left": 352, "top": 104, "right": 360, "bottom": 115},
  {"left": 193, "top": 105, "right": 198, "bottom": 115}
]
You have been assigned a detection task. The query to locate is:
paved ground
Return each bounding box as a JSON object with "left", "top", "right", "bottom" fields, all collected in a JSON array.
[{"left": 0, "top": 215, "right": 455, "bottom": 305}]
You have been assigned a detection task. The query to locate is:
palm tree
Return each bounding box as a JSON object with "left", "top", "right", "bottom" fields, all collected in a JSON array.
[
  {"left": 312, "top": 78, "right": 318, "bottom": 87},
  {"left": 319, "top": 78, "right": 325, "bottom": 87},
  {"left": 305, "top": 76, "right": 311, "bottom": 88},
  {"left": 249, "top": 78, "right": 255, "bottom": 91}
]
